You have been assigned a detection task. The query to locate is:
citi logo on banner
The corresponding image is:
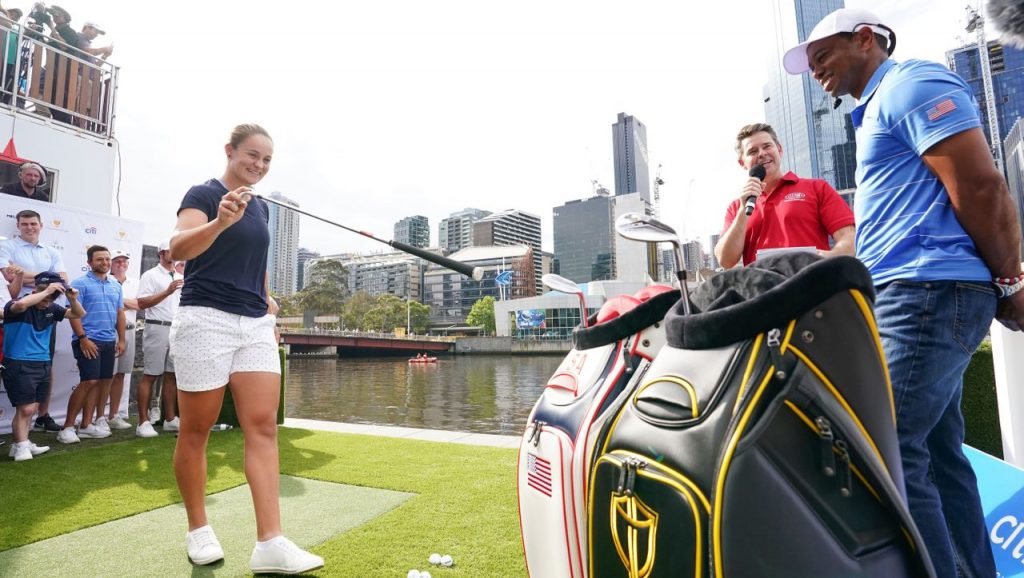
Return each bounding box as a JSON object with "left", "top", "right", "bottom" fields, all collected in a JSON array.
[{"left": 84, "top": 227, "right": 97, "bottom": 235}]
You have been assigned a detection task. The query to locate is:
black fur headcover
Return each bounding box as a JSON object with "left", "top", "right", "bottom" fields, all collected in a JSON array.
[{"left": 665, "top": 253, "right": 875, "bottom": 350}]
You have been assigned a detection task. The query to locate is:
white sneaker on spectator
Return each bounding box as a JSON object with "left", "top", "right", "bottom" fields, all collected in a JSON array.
[
  {"left": 12, "top": 443, "right": 32, "bottom": 461},
  {"left": 9, "top": 441, "right": 50, "bottom": 458},
  {"left": 149, "top": 407, "right": 161, "bottom": 424},
  {"left": 136, "top": 421, "right": 159, "bottom": 438},
  {"left": 249, "top": 536, "right": 324, "bottom": 574},
  {"left": 95, "top": 417, "right": 111, "bottom": 434},
  {"left": 107, "top": 416, "right": 133, "bottom": 430},
  {"left": 186, "top": 525, "right": 224, "bottom": 566},
  {"left": 77, "top": 424, "right": 111, "bottom": 439},
  {"left": 163, "top": 417, "right": 180, "bottom": 432},
  {"left": 57, "top": 427, "right": 80, "bottom": 444}
]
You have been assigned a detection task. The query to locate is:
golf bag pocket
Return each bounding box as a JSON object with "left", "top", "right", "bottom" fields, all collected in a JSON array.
[{"left": 590, "top": 450, "right": 709, "bottom": 578}]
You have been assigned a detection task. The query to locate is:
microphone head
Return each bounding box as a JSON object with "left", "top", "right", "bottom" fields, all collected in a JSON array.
[{"left": 748, "top": 164, "right": 767, "bottom": 181}]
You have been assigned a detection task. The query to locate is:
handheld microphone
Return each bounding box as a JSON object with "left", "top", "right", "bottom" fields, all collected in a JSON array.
[
  {"left": 989, "top": 0, "right": 1024, "bottom": 48},
  {"left": 745, "top": 164, "right": 766, "bottom": 216}
]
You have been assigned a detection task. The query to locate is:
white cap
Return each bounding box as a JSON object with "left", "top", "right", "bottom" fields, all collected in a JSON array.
[
  {"left": 112, "top": 249, "right": 130, "bottom": 260},
  {"left": 158, "top": 240, "right": 170, "bottom": 252},
  {"left": 83, "top": 21, "right": 105, "bottom": 34},
  {"left": 783, "top": 8, "right": 892, "bottom": 74}
]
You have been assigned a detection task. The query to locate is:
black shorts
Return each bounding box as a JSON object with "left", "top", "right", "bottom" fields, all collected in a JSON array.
[
  {"left": 72, "top": 339, "right": 116, "bottom": 381},
  {"left": 2, "top": 359, "right": 52, "bottom": 406}
]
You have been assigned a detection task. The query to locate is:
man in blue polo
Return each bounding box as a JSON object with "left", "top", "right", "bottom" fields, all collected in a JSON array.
[
  {"left": 786, "top": 8, "right": 1024, "bottom": 576},
  {"left": 3, "top": 273, "right": 84, "bottom": 460},
  {"left": 0, "top": 209, "right": 68, "bottom": 432},
  {"left": 57, "top": 245, "right": 126, "bottom": 444}
]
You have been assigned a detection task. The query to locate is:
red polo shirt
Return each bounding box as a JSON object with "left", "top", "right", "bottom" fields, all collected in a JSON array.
[{"left": 722, "top": 172, "right": 854, "bottom": 266}]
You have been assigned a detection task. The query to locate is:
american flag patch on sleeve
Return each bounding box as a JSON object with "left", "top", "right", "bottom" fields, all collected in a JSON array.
[
  {"left": 926, "top": 99, "right": 957, "bottom": 121},
  {"left": 527, "top": 453, "right": 553, "bottom": 497}
]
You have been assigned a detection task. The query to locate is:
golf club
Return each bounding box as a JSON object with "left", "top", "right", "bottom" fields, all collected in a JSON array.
[
  {"left": 543, "top": 273, "right": 589, "bottom": 328},
  {"left": 614, "top": 212, "right": 691, "bottom": 314},
  {"left": 252, "top": 193, "right": 483, "bottom": 280}
]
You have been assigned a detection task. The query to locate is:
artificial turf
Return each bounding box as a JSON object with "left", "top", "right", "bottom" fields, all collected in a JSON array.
[{"left": 0, "top": 427, "right": 526, "bottom": 577}]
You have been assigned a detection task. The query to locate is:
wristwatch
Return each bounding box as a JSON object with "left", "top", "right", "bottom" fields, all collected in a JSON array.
[{"left": 994, "top": 273, "right": 1024, "bottom": 299}]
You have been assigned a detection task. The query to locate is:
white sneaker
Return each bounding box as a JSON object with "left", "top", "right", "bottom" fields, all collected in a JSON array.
[
  {"left": 249, "top": 536, "right": 324, "bottom": 574},
  {"left": 163, "top": 417, "right": 180, "bottom": 432},
  {"left": 12, "top": 443, "right": 32, "bottom": 461},
  {"left": 77, "top": 424, "right": 111, "bottom": 439},
  {"left": 57, "top": 427, "right": 80, "bottom": 444},
  {"left": 9, "top": 441, "right": 50, "bottom": 458},
  {"left": 149, "top": 407, "right": 161, "bottom": 424},
  {"left": 186, "top": 525, "right": 224, "bottom": 566},
  {"left": 108, "top": 416, "right": 133, "bottom": 430},
  {"left": 136, "top": 421, "right": 159, "bottom": 438},
  {"left": 95, "top": 417, "right": 111, "bottom": 434}
]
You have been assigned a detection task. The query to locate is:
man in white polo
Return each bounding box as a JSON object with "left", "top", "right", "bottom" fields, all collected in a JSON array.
[{"left": 135, "top": 240, "right": 183, "bottom": 437}]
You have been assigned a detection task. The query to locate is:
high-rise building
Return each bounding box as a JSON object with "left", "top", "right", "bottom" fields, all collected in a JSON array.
[
  {"left": 423, "top": 245, "right": 536, "bottom": 325},
  {"left": 394, "top": 215, "right": 430, "bottom": 249},
  {"left": 296, "top": 248, "right": 320, "bottom": 291},
  {"left": 682, "top": 240, "right": 703, "bottom": 278},
  {"left": 947, "top": 40, "right": 1024, "bottom": 169},
  {"left": 708, "top": 233, "right": 722, "bottom": 270},
  {"left": 266, "top": 191, "right": 300, "bottom": 296},
  {"left": 611, "top": 192, "right": 653, "bottom": 282},
  {"left": 317, "top": 251, "right": 426, "bottom": 301},
  {"left": 1004, "top": 118, "right": 1024, "bottom": 257},
  {"left": 553, "top": 194, "right": 615, "bottom": 283},
  {"left": 439, "top": 208, "right": 491, "bottom": 252},
  {"left": 763, "top": 0, "right": 857, "bottom": 192},
  {"left": 612, "top": 112, "right": 651, "bottom": 202},
  {"left": 472, "top": 209, "right": 543, "bottom": 293}
]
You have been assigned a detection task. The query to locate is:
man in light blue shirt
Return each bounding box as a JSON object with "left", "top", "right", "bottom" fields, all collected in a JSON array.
[
  {"left": 57, "top": 245, "right": 125, "bottom": 444},
  {"left": 786, "top": 8, "right": 1024, "bottom": 577},
  {"left": 0, "top": 208, "right": 68, "bottom": 433},
  {"left": 0, "top": 209, "right": 67, "bottom": 297}
]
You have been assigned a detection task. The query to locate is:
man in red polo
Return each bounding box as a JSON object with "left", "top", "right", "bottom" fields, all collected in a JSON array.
[{"left": 713, "top": 123, "right": 855, "bottom": 268}]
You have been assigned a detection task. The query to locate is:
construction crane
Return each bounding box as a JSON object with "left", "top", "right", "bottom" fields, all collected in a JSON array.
[
  {"left": 652, "top": 164, "right": 664, "bottom": 219},
  {"left": 966, "top": 4, "right": 1004, "bottom": 172}
]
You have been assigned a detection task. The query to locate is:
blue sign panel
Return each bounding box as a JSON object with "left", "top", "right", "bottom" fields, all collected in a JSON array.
[
  {"left": 496, "top": 271, "right": 513, "bottom": 286},
  {"left": 516, "top": 309, "right": 546, "bottom": 329},
  {"left": 965, "top": 445, "right": 1024, "bottom": 576}
]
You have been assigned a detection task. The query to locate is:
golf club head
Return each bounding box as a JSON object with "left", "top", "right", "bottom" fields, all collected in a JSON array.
[
  {"left": 614, "top": 213, "right": 680, "bottom": 244},
  {"left": 542, "top": 273, "right": 582, "bottom": 295},
  {"left": 542, "top": 273, "right": 589, "bottom": 328}
]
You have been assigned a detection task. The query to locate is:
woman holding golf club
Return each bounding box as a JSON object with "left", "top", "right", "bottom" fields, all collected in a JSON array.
[{"left": 167, "top": 123, "right": 324, "bottom": 575}]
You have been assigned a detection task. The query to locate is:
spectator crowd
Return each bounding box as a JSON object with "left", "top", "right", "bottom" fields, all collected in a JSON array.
[{"left": 0, "top": 208, "right": 183, "bottom": 461}]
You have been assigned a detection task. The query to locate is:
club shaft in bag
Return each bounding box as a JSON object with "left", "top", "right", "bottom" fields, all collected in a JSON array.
[{"left": 254, "top": 194, "right": 483, "bottom": 280}]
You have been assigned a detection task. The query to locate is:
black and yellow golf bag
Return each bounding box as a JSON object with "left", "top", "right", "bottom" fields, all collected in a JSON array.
[{"left": 587, "top": 253, "right": 936, "bottom": 578}]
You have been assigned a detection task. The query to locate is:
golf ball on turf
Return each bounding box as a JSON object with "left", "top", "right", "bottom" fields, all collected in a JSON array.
[
  {"left": 441, "top": 554, "right": 453, "bottom": 567},
  {"left": 407, "top": 570, "right": 420, "bottom": 578},
  {"left": 429, "top": 553, "right": 441, "bottom": 565}
]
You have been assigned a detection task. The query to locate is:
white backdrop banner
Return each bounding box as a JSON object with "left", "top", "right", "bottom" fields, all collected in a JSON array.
[{"left": 0, "top": 195, "right": 145, "bottom": 434}]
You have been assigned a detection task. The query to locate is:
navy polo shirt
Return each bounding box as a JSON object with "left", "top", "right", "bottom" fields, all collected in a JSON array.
[
  {"left": 177, "top": 179, "right": 270, "bottom": 318},
  {"left": 3, "top": 301, "right": 65, "bottom": 361}
]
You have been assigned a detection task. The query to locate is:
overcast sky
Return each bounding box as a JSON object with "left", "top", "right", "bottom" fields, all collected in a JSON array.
[{"left": 48, "top": 0, "right": 994, "bottom": 254}]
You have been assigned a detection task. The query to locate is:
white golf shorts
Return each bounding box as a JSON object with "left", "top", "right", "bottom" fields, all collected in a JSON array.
[{"left": 169, "top": 305, "right": 280, "bottom": 392}]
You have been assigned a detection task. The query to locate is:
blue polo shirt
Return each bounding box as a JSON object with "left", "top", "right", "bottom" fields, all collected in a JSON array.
[
  {"left": 3, "top": 301, "right": 65, "bottom": 361},
  {"left": 71, "top": 271, "right": 122, "bottom": 342},
  {"left": 177, "top": 179, "right": 271, "bottom": 318},
  {"left": 851, "top": 59, "right": 991, "bottom": 285},
  {"left": 0, "top": 236, "right": 66, "bottom": 297}
]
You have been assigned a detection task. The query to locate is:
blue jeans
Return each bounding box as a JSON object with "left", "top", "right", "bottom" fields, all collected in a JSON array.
[{"left": 875, "top": 280, "right": 997, "bottom": 578}]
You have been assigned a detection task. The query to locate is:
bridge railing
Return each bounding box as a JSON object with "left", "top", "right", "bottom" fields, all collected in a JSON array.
[{"left": 280, "top": 328, "right": 456, "bottom": 343}]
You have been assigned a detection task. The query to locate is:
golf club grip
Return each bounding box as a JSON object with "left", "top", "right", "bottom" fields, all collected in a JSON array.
[{"left": 390, "top": 240, "right": 479, "bottom": 279}]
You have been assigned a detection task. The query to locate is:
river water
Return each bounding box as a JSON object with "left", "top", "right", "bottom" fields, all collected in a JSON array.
[{"left": 282, "top": 355, "right": 565, "bottom": 436}]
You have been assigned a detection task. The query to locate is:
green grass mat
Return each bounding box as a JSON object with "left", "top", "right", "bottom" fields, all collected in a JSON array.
[{"left": 0, "top": 427, "right": 525, "bottom": 577}]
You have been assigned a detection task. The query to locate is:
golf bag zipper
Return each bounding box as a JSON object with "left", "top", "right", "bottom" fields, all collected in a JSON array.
[
  {"left": 835, "top": 439, "right": 852, "bottom": 498},
  {"left": 528, "top": 420, "right": 546, "bottom": 446},
  {"left": 815, "top": 416, "right": 836, "bottom": 477}
]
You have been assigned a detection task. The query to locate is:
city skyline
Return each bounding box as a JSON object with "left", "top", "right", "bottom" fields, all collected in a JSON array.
[{"left": 59, "top": 0, "right": 1004, "bottom": 258}]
